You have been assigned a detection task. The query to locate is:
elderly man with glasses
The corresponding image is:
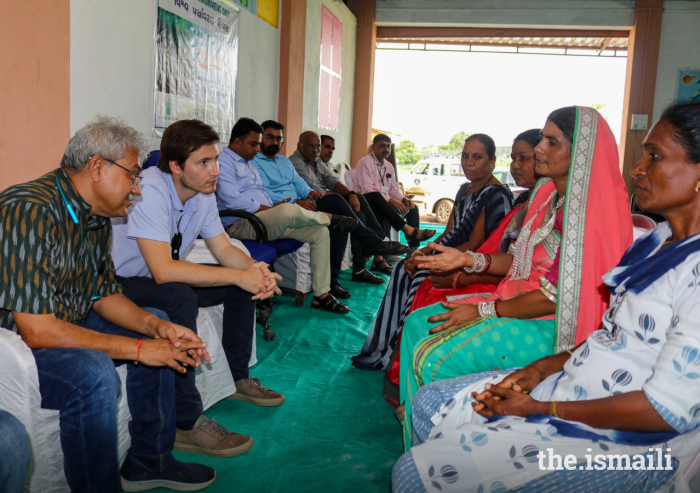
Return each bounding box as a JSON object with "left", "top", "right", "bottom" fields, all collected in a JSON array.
[
  {"left": 0, "top": 115, "right": 217, "bottom": 492},
  {"left": 289, "top": 131, "right": 408, "bottom": 285}
]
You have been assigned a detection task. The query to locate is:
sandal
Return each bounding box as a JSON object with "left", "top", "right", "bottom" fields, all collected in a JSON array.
[
  {"left": 328, "top": 215, "right": 359, "bottom": 233},
  {"left": 405, "top": 228, "right": 437, "bottom": 245},
  {"left": 370, "top": 260, "right": 393, "bottom": 276},
  {"left": 311, "top": 293, "right": 350, "bottom": 314}
]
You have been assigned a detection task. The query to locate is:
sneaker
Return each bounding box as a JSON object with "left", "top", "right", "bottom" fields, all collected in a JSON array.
[
  {"left": 173, "top": 416, "right": 253, "bottom": 458},
  {"left": 120, "top": 456, "right": 216, "bottom": 492},
  {"left": 229, "top": 377, "right": 286, "bottom": 407}
]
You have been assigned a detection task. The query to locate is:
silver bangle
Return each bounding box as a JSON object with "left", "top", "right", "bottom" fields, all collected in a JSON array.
[
  {"left": 478, "top": 301, "right": 497, "bottom": 319},
  {"left": 462, "top": 252, "right": 487, "bottom": 274}
]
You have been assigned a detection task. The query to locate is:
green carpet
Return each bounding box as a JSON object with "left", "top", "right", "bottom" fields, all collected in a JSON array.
[{"left": 141, "top": 224, "right": 446, "bottom": 493}]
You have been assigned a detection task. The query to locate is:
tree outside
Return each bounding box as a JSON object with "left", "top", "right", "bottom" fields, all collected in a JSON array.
[
  {"left": 438, "top": 131, "right": 473, "bottom": 150},
  {"left": 395, "top": 139, "right": 422, "bottom": 165}
]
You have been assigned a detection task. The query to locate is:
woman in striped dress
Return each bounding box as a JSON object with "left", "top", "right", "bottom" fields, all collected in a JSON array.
[{"left": 351, "top": 134, "right": 513, "bottom": 371}]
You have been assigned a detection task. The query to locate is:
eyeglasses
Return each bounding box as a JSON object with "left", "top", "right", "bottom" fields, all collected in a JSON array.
[
  {"left": 264, "top": 134, "right": 284, "bottom": 144},
  {"left": 94, "top": 156, "right": 142, "bottom": 189},
  {"left": 304, "top": 144, "right": 322, "bottom": 151}
]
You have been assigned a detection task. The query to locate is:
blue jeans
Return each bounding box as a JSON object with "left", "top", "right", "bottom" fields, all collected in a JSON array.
[
  {"left": 0, "top": 410, "right": 30, "bottom": 493},
  {"left": 32, "top": 309, "right": 176, "bottom": 493},
  {"left": 115, "top": 275, "right": 255, "bottom": 423}
]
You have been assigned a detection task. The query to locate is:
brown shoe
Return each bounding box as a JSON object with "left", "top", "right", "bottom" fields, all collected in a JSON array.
[
  {"left": 228, "top": 377, "right": 285, "bottom": 407},
  {"left": 174, "top": 416, "right": 253, "bottom": 458}
]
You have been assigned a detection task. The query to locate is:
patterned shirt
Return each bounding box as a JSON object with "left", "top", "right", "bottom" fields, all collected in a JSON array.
[{"left": 0, "top": 169, "right": 122, "bottom": 332}]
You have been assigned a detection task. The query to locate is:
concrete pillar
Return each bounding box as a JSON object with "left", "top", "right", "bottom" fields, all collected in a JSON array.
[
  {"left": 347, "top": 0, "right": 376, "bottom": 168},
  {"left": 619, "top": 0, "right": 664, "bottom": 195},
  {"left": 277, "top": 0, "right": 307, "bottom": 155}
]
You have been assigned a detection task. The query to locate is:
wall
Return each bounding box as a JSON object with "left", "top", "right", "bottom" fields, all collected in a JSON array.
[
  {"left": 0, "top": 0, "right": 70, "bottom": 190},
  {"left": 237, "top": 5, "right": 282, "bottom": 124},
  {"left": 302, "top": 0, "right": 357, "bottom": 165},
  {"left": 70, "top": 0, "right": 156, "bottom": 147},
  {"left": 374, "top": 0, "right": 635, "bottom": 29},
  {"left": 652, "top": 0, "right": 700, "bottom": 122},
  {"left": 70, "top": 0, "right": 280, "bottom": 151}
]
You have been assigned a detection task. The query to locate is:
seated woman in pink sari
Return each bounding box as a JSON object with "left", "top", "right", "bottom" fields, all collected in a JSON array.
[{"left": 399, "top": 106, "right": 633, "bottom": 447}]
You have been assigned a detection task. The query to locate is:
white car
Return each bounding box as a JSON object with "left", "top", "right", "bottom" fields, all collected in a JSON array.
[{"left": 401, "top": 164, "right": 525, "bottom": 224}]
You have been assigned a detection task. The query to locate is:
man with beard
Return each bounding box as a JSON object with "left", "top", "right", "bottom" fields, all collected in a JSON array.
[
  {"left": 0, "top": 115, "right": 216, "bottom": 491},
  {"left": 253, "top": 121, "right": 408, "bottom": 301},
  {"left": 354, "top": 134, "right": 436, "bottom": 264},
  {"left": 216, "top": 117, "right": 354, "bottom": 314},
  {"left": 290, "top": 131, "right": 408, "bottom": 285},
  {"left": 111, "top": 119, "right": 285, "bottom": 461}
]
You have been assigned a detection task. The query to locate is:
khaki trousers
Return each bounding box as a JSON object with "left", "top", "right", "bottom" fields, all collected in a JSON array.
[{"left": 225, "top": 203, "right": 331, "bottom": 296}]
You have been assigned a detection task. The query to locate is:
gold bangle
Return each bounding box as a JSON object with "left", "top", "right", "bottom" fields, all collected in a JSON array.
[
  {"left": 410, "top": 250, "right": 426, "bottom": 258},
  {"left": 550, "top": 401, "right": 559, "bottom": 418}
]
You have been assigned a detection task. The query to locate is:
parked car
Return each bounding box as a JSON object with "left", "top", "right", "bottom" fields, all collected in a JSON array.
[{"left": 403, "top": 164, "right": 525, "bottom": 224}]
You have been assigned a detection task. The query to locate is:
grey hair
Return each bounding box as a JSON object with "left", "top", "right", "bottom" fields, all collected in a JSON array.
[{"left": 60, "top": 115, "right": 151, "bottom": 172}]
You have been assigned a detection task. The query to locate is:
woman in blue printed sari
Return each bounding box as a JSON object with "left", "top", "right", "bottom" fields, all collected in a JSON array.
[
  {"left": 392, "top": 102, "right": 700, "bottom": 493},
  {"left": 352, "top": 134, "right": 513, "bottom": 371}
]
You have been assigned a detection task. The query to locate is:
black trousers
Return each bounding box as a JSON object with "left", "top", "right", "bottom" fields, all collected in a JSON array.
[
  {"left": 362, "top": 192, "right": 421, "bottom": 246},
  {"left": 115, "top": 273, "right": 256, "bottom": 423},
  {"left": 315, "top": 193, "right": 382, "bottom": 283},
  {"left": 350, "top": 194, "right": 386, "bottom": 271}
]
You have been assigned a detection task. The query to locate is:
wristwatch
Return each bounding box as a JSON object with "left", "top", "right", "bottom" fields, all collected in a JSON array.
[{"left": 347, "top": 191, "right": 356, "bottom": 196}]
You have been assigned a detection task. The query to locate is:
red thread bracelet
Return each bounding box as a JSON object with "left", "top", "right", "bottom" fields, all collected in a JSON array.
[
  {"left": 494, "top": 300, "right": 501, "bottom": 318},
  {"left": 452, "top": 272, "right": 460, "bottom": 289},
  {"left": 484, "top": 254, "right": 492, "bottom": 273},
  {"left": 134, "top": 339, "right": 144, "bottom": 365}
]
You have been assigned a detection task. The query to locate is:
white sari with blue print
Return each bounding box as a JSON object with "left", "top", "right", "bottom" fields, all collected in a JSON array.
[{"left": 406, "top": 223, "right": 700, "bottom": 493}]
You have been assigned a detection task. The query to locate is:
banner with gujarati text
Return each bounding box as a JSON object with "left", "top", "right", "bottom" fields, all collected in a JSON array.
[{"left": 154, "top": 0, "right": 239, "bottom": 141}]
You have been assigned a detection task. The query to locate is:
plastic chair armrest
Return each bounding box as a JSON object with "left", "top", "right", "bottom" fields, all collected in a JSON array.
[{"left": 219, "top": 210, "right": 269, "bottom": 244}]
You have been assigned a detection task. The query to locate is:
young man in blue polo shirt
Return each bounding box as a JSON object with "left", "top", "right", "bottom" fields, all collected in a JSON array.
[{"left": 111, "top": 119, "right": 284, "bottom": 459}]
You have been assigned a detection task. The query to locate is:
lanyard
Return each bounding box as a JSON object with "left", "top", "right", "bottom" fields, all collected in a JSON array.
[
  {"left": 373, "top": 154, "right": 387, "bottom": 186},
  {"left": 55, "top": 174, "right": 107, "bottom": 302}
]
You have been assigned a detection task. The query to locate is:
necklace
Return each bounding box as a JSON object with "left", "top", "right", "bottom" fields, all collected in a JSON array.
[{"left": 554, "top": 195, "right": 566, "bottom": 210}]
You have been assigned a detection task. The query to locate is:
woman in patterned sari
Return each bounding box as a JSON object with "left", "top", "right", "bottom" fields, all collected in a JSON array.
[
  {"left": 392, "top": 100, "right": 700, "bottom": 493},
  {"left": 399, "top": 106, "right": 633, "bottom": 447},
  {"left": 384, "top": 129, "right": 542, "bottom": 395},
  {"left": 351, "top": 134, "right": 513, "bottom": 370}
]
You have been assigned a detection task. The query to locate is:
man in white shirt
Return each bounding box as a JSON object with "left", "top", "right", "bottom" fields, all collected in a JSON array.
[{"left": 354, "top": 134, "right": 436, "bottom": 264}]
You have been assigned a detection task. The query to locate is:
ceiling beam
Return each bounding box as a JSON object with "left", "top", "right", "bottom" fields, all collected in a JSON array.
[
  {"left": 377, "top": 27, "right": 630, "bottom": 39},
  {"left": 597, "top": 37, "right": 613, "bottom": 55}
]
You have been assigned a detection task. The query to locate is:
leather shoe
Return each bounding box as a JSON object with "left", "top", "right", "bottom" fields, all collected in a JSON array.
[
  {"left": 370, "top": 260, "right": 394, "bottom": 276},
  {"left": 351, "top": 268, "right": 385, "bottom": 285},
  {"left": 330, "top": 282, "right": 351, "bottom": 299},
  {"left": 363, "top": 240, "right": 410, "bottom": 256}
]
